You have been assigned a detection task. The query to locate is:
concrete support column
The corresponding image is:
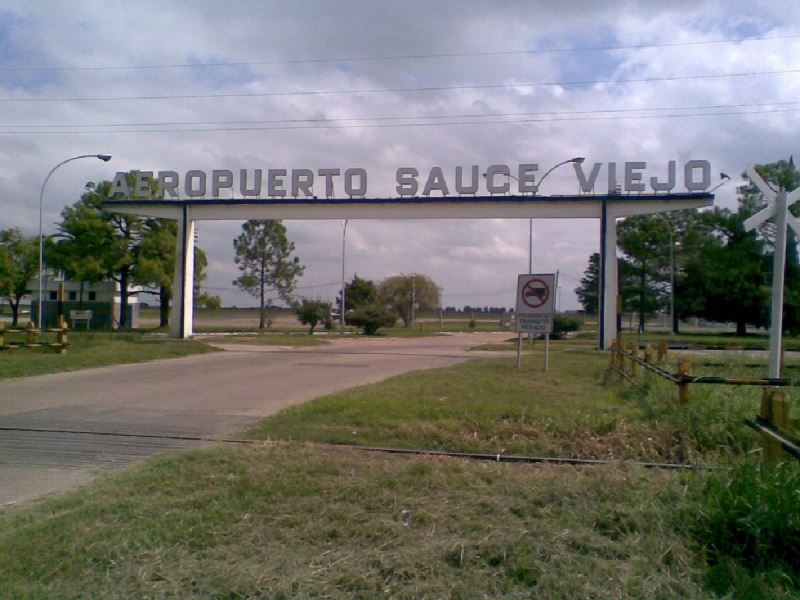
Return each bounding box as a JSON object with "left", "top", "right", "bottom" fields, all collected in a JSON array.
[
  {"left": 170, "top": 206, "right": 195, "bottom": 338},
  {"left": 599, "top": 202, "right": 619, "bottom": 349}
]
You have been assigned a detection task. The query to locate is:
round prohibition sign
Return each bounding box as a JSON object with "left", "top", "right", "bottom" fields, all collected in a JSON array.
[{"left": 521, "top": 278, "right": 550, "bottom": 309}]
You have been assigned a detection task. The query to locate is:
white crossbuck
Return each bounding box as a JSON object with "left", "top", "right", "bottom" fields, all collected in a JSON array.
[
  {"left": 743, "top": 166, "right": 800, "bottom": 378},
  {"left": 743, "top": 166, "right": 800, "bottom": 234}
]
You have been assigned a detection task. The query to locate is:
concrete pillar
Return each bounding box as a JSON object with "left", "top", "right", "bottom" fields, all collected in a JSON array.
[
  {"left": 170, "top": 207, "right": 195, "bottom": 338},
  {"left": 599, "top": 203, "right": 618, "bottom": 349}
]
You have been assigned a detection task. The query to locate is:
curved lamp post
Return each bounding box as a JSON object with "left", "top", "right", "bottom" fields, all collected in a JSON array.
[
  {"left": 38, "top": 154, "right": 111, "bottom": 328},
  {"left": 528, "top": 157, "right": 585, "bottom": 273}
]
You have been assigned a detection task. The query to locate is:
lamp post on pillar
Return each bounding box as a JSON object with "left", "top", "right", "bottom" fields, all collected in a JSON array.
[
  {"left": 743, "top": 166, "right": 800, "bottom": 378},
  {"left": 38, "top": 154, "right": 111, "bottom": 328}
]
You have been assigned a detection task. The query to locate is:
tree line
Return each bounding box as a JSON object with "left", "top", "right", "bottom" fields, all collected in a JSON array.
[
  {"left": 0, "top": 172, "right": 443, "bottom": 334},
  {"left": 575, "top": 160, "right": 800, "bottom": 335}
]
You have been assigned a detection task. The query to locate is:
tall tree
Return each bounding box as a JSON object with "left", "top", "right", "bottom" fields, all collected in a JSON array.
[
  {"left": 617, "top": 216, "right": 669, "bottom": 333},
  {"left": 337, "top": 274, "right": 379, "bottom": 315},
  {"left": 51, "top": 179, "right": 148, "bottom": 328},
  {"left": 0, "top": 229, "right": 38, "bottom": 325},
  {"left": 134, "top": 220, "right": 208, "bottom": 328},
  {"left": 575, "top": 253, "right": 600, "bottom": 314},
  {"left": 233, "top": 220, "right": 304, "bottom": 329},
  {"left": 378, "top": 273, "right": 441, "bottom": 327},
  {"left": 680, "top": 207, "right": 768, "bottom": 335}
]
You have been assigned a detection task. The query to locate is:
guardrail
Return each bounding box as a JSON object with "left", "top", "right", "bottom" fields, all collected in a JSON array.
[
  {"left": 609, "top": 337, "right": 796, "bottom": 462},
  {"left": 0, "top": 319, "right": 69, "bottom": 353}
]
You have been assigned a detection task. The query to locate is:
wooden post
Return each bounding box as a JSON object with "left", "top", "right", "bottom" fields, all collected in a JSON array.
[
  {"left": 657, "top": 340, "right": 668, "bottom": 362},
  {"left": 57, "top": 315, "right": 68, "bottom": 354},
  {"left": 644, "top": 345, "right": 654, "bottom": 365},
  {"left": 27, "top": 321, "right": 37, "bottom": 346},
  {"left": 631, "top": 343, "right": 639, "bottom": 377},
  {"left": 677, "top": 357, "right": 691, "bottom": 404},
  {"left": 609, "top": 337, "right": 616, "bottom": 368},
  {"left": 0, "top": 325, "right": 4, "bottom": 347},
  {"left": 760, "top": 387, "right": 791, "bottom": 462}
]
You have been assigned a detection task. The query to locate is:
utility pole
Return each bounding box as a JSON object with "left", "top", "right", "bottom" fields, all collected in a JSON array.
[
  {"left": 340, "top": 219, "right": 348, "bottom": 333},
  {"left": 410, "top": 274, "right": 416, "bottom": 327}
]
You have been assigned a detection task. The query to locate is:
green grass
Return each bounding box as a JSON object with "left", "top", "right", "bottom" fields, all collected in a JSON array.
[
  {"left": 694, "top": 460, "right": 800, "bottom": 597},
  {"left": 0, "top": 444, "right": 711, "bottom": 599},
  {"left": 0, "top": 331, "right": 215, "bottom": 380},
  {"left": 2, "top": 340, "right": 797, "bottom": 597},
  {"left": 247, "top": 344, "right": 765, "bottom": 463}
]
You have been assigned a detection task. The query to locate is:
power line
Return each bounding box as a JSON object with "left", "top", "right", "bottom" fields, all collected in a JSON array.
[
  {"left": 4, "top": 100, "right": 798, "bottom": 129},
  {"left": 2, "top": 34, "right": 796, "bottom": 73},
  {"left": 2, "top": 68, "right": 797, "bottom": 104},
  {"left": 2, "top": 106, "right": 797, "bottom": 135}
]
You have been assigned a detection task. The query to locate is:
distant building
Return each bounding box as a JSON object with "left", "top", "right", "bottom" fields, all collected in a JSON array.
[{"left": 28, "top": 278, "right": 140, "bottom": 329}]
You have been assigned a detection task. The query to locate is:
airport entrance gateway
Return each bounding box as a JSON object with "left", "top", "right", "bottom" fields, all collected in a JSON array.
[{"left": 105, "top": 162, "right": 715, "bottom": 349}]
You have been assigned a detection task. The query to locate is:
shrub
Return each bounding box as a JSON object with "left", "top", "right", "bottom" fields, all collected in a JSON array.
[
  {"left": 346, "top": 305, "right": 396, "bottom": 335},
  {"left": 295, "top": 299, "right": 331, "bottom": 334},
  {"left": 695, "top": 461, "right": 800, "bottom": 594},
  {"left": 551, "top": 314, "right": 581, "bottom": 339}
]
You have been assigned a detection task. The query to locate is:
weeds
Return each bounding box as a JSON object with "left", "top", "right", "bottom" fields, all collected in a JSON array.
[{"left": 694, "top": 460, "right": 800, "bottom": 597}]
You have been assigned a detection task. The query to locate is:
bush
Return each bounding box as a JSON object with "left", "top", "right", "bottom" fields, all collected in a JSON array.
[
  {"left": 295, "top": 299, "right": 331, "bottom": 334},
  {"left": 695, "top": 461, "right": 800, "bottom": 594},
  {"left": 346, "top": 305, "right": 396, "bottom": 335},
  {"left": 551, "top": 314, "right": 581, "bottom": 339}
]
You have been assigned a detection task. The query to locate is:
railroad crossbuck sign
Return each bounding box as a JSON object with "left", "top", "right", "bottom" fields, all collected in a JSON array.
[
  {"left": 515, "top": 273, "right": 557, "bottom": 334},
  {"left": 743, "top": 166, "right": 800, "bottom": 378}
]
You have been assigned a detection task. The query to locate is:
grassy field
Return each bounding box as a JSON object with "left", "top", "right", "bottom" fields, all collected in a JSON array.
[
  {"left": 248, "top": 342, "right": 771, "bottom": 463},
  {"left": 0, "top": 331, "right": 215, "bottom": 380},
  {"left": 0, "top": 341, "right": 797, "bottom": 597},
  {"left": 0, "top": 445, "right": 710, "bottom": 599}
]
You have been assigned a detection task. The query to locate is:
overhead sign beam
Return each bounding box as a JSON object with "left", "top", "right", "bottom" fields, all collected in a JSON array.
[
  {"left": 105, "top": 191, "right": 714, "bottom": 343},
  {"left": 107, "top": 192, "right": 713, "bottom": 221}
]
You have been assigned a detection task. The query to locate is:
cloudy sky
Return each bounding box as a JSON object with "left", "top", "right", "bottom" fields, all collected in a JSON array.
[{"left": 1, "top": 1, "right": 798, "bottom": 310}]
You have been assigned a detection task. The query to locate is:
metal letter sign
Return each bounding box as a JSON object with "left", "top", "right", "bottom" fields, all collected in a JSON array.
[
  {"left": 743, "top": 166, "right": 800, "bottom": 378},
  {"left": 515, "top": 273, "right": 556, "bottom": 334}
]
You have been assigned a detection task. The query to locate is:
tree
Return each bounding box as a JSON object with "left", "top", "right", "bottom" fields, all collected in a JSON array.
[
  {"left": 295, "top": 298, "right": 331, "bottom": 334},
  {"left": 195, "top": 292, "right": 222, "bottom": 310},
  {"left": 575, "top": 253, "right": 599, "bottom": 314},
  {"left": 680, "top": 208, "right": 768, "bottom": 335},
  {"left": 378, "top": 273, "right": 441, "bottom": 327},
  {"left": 0, "top": 229, "right": 38, "bottom": 325},
  {"left": 233, "top": 220, "right": 304, "bottom": 329},
  {"left": 51, "top": 179, "right": 148, "bottom": 328},
  {"left": 617, "top": 216, "right": 670, "bottom": 333},
  {"left": 347, "top": 304, "right": 397, "bottom": 335},
  {"left": 337, "top": 274, "right": 378, "bottom": 314}
]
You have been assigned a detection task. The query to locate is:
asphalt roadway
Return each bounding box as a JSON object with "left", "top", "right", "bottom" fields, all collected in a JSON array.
[{"left": 0, "top": 332, "right": 508, "bottom": 506}]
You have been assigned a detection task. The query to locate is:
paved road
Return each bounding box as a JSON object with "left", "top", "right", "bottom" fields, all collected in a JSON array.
[{"left": 0, "top": 332, "right": 508, "bottom": 505}]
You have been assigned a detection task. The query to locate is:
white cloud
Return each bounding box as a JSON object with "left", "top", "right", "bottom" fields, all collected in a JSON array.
[{"left": 1, "top": 0, "right": 798, "bottom": 311}]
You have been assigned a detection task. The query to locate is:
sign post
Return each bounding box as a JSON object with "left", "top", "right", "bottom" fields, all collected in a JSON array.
[
  {"left": 743, "top": 166, "right": 800, "bottom": 378},
  {"left": 514, "top": 273, "right": 557, "bottom": 370}
]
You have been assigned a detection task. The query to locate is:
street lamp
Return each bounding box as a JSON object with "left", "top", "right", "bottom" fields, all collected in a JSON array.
[
  {"left": 656, "top": 213, "right": 677, "bottom": 335},
  {"left": 340, "top": 219, "right": 348, "bottom": 333},
  {"left": 528, "top": 157, "right": 585, "bottom": 274},
  {"left": 38, "top": 154, "right": 111, "bottom": 328}
]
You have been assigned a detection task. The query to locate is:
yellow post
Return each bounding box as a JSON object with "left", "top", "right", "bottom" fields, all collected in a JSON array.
[
  {"left": 26, "top": 321, "right": 37, "bottom": 346},
  {"left": 677, "top": 357, "right": 691, "bottom": 404},
  {"left": 644, "top": 345, "right": 654, "bottom": 365},
  {"left": 609, "top": 338, "right": 616, "bottom": 369},
  {"left": 760, "top": 388, "right": 791, "bottom": 462},
  {"left": 631, "top": 344, "right": 639, "bottom": 377},
  {"left": 57, "top": 315, "right": 68, "bottom": 354},
  {"left": 657, "top": 340, "right": 668, "bottom": 362}
]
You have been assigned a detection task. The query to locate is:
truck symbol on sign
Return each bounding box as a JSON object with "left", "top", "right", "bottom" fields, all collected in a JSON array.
[{"left": 525, "top": 285, "right": 547, "bottom": 302}]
